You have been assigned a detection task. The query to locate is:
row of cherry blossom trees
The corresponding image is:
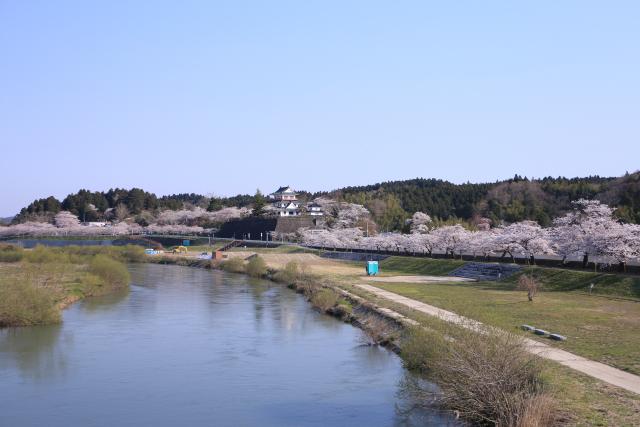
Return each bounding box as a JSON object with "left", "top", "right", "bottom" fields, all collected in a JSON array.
[
  {"left": 300, "top": 200, "right": 640, "bottom": 267},
  {"left": 0, "top": 211, "right": 212, "bottom": 238},
  {"left": 154, "top": 207, "right": 250, "bottom": 226},
  {"left": 3, "top": 199, "right": 639, "bottom": 267}
]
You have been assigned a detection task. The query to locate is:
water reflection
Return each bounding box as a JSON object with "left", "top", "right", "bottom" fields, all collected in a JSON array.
[
  {"left": 79, "top": 287, "right": 130, "bottom": 314},
  {"left": 0, "top": 324, "right": 68, "bottom": 382}
]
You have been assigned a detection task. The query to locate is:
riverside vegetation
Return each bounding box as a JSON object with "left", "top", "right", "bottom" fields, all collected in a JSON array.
[
  {"left": 192, "top": 255, "right": 560, "bottom": 426},
  {"left": 180, "top": 248, "right": 639, "bottom": 426},
  {"left": 0, "top": 244, "right": 141, "bottom": 327}
]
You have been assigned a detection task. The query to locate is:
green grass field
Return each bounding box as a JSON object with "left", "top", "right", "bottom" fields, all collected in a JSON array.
[
  {"left": 369, "top": 280, "right": 640, "bottom": 375},
  {"left": 362, "top": 256, "right": 640, "bottom": 374},
  {"left": 379, "top": 256, "right": 640, "bottom": 299},
  {"left": 379, "top": 256, "right": 465, "bottom": 276}
]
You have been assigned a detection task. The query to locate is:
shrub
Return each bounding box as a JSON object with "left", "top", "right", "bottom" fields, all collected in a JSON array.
[
  {"left": 59, "top": 245, "right": 145, "bottom": 263},
  {"left": 310, "top": 288, "right": 340, "bottom": 312},
  {"left": 119, "top": 245, "right": 145, "bottom": 262},
  {"left": 519, "top": 394, "right": 557, "bottom": 427},
  {"left": 89, "top": 255, "right": 131, "bottom": 289},
  {"left": 401, "top": 326, "right": 439, "bottom": 371},
  {"left": 0, "top": 244, "right": 24, "bottom": 262},
  {"left": 24, "top": 245, "right": 69, "bottom": 264},
  {"left": 273, "top": 261, "right": 300, "bottom": 283},
  {"left": 0, "top": 280, "right": 59, "bottom": 327},
  {"left": 246, "top": 255, "right": 267, "bottom": 278},
  {"left": 402, "top": 324, "right": 555, "bottom": 426},
  {"left": 273, "top": 261, "right": 308, "bottom": 285},
  {"left": 219, "top": 256, "right": 245, "bottom": 273}
]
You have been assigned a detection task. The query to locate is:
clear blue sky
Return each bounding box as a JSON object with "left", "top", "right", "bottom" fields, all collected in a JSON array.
[{"left": 1, "top": 1, "right": 639, "bottom": 216}]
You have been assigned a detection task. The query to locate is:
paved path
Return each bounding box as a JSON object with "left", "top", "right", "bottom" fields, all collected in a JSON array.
[{"left": 357, "top": 284, "right": 640, "bottom": 395}]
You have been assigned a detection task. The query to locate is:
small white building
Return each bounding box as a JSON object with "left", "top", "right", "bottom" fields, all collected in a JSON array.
[{"left": 306, "top": 202, "right": 324, "bottom": 216}]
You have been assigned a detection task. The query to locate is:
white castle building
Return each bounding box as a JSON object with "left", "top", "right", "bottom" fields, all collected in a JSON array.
[
  {"left": 268, "top": 186, "right": 323, "bottom": 217},
  {"left": 269, "top": 186, "right": 301, "bottom": 216}
]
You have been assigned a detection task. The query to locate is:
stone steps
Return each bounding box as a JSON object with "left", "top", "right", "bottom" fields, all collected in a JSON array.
[{"left": 219, "top": 240, "right": 242, "bottom": 252}]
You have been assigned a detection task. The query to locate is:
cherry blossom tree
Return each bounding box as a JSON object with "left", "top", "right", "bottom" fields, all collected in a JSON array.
[
  {"left": 300, "top": 227, "right": 363, "bottom": 248},
  {"left": 431, "top": 225, "right": 470, "bottom": 258},
  {"left": 54, "top": 211, "right": 80, "bottom": 228},
  {"left": 408, "top": 212, "right": 432, "bottom": 234},
  {"left": 314, "top": 198, "right": 371, "bottom": 229},
  {"left": 552, "top": 199, "right": 619, "bottom": 267},
  {"left": 494, "top": 220, "right": 553, "bottom": 264},
  {"left": 146, "top": 224, "right": 205, "bottom": 235},
  {"left": 0, "top": 221, "right": 58, "bottom": 237},
  {"left": 156, "top": 207, "right": 249, "bottom": 226},
  {"left": 594, "top": 223, "right": 640, "bottom": 271},
  {"left": 465, "top": 230, "right": 497, "bottom": 259}
]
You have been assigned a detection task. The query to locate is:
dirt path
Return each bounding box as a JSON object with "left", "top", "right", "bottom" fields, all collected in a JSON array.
[{"left": 357, "top": 283, "right": 640, "bottom": 395}]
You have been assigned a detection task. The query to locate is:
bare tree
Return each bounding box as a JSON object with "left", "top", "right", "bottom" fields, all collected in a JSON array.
[
  {"left": 115, "top": 204, "right": 130, "bottom": 221},
  {"left": 517, "top": 275, "right": 541, "bottom": 301}
]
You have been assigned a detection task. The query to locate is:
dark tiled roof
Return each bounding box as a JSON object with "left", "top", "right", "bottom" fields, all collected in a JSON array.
[{"left": 271, "top": 186, "right": 296, "bottom": 195}]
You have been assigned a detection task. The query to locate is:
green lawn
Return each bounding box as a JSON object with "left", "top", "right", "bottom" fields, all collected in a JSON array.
[
  {"left": 379, "top": 256, "right": 640, "bottom": 299},
  {"left": 379, "top": 256, "right": 465, "bottom": 276},
  {"left": 503, "top": 267, "right": 640, "bottom": 299},
  {"left": 370, "top": 279, "right": 640, "bottom": 375}
]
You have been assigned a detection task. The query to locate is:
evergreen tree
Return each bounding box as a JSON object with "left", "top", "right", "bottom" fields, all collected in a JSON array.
[
  {"left": 252, "top": 189, "right": 266, "bottom": 217},
  {"left": 207, "top": 198, "right": 224, "bottom": 212}
]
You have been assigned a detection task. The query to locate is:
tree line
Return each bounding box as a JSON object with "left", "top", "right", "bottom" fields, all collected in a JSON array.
[
  {"left": 11, "top": 172, "right": 640, "bottom": 229},
  {"left": 315, "top": 172, "right": 640, "bottom": 227}
]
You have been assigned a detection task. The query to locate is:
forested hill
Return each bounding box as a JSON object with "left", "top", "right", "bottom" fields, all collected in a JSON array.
[
  {"left": 10, "top": 172, "right": 640, "bottom": 229},
  {"left": 319, "top": 172, "right": 640, "bottom": 227}
]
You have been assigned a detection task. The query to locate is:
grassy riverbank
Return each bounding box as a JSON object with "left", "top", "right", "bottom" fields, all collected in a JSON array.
[
  {"left": 0, "top": 244, "right": 142, "bottom": 327},
  {"left": 368, "top": 256, "right": 640, "bottom": 375},
  {"left": 187, "top": 247, "right": 639, "bottom": 426}
]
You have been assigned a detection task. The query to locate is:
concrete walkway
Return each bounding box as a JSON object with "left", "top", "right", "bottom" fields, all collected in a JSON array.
[{"left": 356, "top": 284, "right": 640, "bottom": 395}]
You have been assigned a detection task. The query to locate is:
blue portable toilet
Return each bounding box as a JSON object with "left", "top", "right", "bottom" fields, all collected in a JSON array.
[{"left": 366, "top": 261, "right": 379, "bottom": 276}]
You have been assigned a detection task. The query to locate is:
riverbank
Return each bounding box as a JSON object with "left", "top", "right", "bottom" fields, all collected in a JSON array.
[
  {"left": 149, "top": 253, "right": 551, "bottom": 424},
  {"left": 149, "top": 248, "right": 640, "bottom": 426},
  {"left": 4, "top": 242, "right": 637, "bottom": 424},
  {"left": 1, "top": 262, "right": 444, "bottom": 426},
  {"left": 0, "top": 245, "right": 142, "bottom": 327}
]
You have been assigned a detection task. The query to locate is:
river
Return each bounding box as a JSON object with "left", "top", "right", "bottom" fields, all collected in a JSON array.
[{"left": 0, "top": 263, "right": 456, "bottom": 426}]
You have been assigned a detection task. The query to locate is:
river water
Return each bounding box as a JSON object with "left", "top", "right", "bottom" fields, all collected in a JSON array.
[{"left": 0, "top": 263, "right": 455, "bottom": 426}]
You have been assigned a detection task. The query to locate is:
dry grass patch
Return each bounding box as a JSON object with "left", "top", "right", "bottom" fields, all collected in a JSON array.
[
  {"left": 402, "top": 324, "right": 556, "bottom": 427},
  {"left": 245, "top": 255, "right": 268, "bottom": 278}
]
